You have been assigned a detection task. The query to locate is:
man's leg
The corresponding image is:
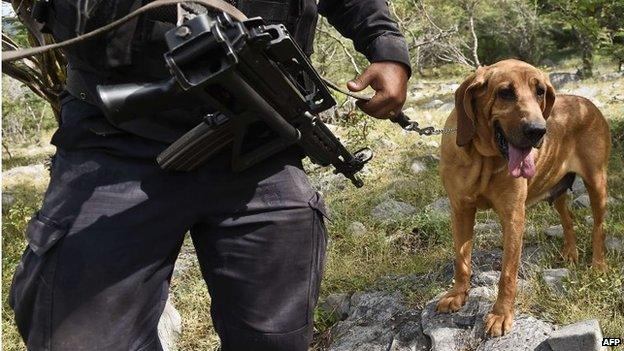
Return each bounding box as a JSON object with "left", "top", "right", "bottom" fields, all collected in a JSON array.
[
  {"left": 10, "top": 149, "right": 193, "bottom": 350},
  {"left": 191, "top": 156, "right": 328, "bottom": 351}
]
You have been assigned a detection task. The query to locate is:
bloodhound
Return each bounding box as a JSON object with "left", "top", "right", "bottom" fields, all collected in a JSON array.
[{"left": 436, "top": 59, "right": 611, "bottom": 337}]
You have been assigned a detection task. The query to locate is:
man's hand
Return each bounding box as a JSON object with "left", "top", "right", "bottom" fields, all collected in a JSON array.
[{"left": 347, "top": 61, "right": 409, "bottom": 119}]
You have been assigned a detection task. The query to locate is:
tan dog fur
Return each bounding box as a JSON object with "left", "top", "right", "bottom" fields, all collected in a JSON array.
[{"left": 436, "top": 59, "right": 611, "bottom": 337}]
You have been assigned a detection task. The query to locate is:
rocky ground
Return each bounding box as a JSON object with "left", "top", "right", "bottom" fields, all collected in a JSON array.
[{"left": 319, "top": 245, "right": 614, "bottom": 351}]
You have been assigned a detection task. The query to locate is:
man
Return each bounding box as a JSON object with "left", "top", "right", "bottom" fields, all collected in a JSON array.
[{"left": 9, "top": 0, "right": 410, "bottom": 350}]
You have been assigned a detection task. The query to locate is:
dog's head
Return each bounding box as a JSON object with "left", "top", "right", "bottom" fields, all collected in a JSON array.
[{"left": 454, "top": 59, "right": 556, "bottom": 178}]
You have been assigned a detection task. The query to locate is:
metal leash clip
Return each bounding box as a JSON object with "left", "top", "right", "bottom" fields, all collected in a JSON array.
[{"left": 391, "top": 112, "right": 436, "bottom": 136}]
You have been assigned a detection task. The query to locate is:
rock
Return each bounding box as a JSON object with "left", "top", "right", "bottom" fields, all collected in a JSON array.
[
  {"left": 403, "top": 107, "right": 417, "bottom": 118},
  {"left": 422, "top": 287, "right": 555, "bottom": 351},
  {"left": 377, "top": 138, "right": 398, "bottom": 149},
  {"left": 439, "top": 83, "right": 460, "bottom": 94},
  {"left": 572, "top": 195, "right": 590, "bottom": 209},
  {"left": 421, "top": 287, "right": 493, "bottom": 351},
  {"left": 544, "top": 225, "right": 564, "bottom": 239},
  {"left": 422, "top": 99, "right": 444, "bottom": 109},
  {"left": 547, "top": 319, "right": 605, "bottom": 351},
  {"left": 542, "top": 268, "right": 570, "bottom": 295},
  {"left": 476, "top": 316, "right": 554, "bottom": 351},
  {"left": 409, "top": 90, "right": 426, "bottom": 101},
  {"left": 158, "top": 297, "right": 182, "bottom": 351},
  {"left": 411, "top": 82, "right": 426, "bottom": 90},
  {"left": 410, "top": 160, "right": 427, "bottom": 174},
  {"left": 2, "top": 192, "right": 16, "bottom": 209},
  {"left": 320, "top": 293, "right": 352, "bottom": 320},
  {"left": 585, "top": 216, "right": 594, "bottom": 226},
  {"left": 346, "top": 221, "right": 367, "bottom": 236},
  {"left": 426, "top": 197, "right": 451, "bottom": 215},
  {"left": 605, "top": 236, "right": 623, "bottom": 253},
  {"left": 328, "top": 292, "right": 429, "bottom": 351},
  {"left": 425, "top": 140, "right": 439, "bottom": 148},
  {"left": 313, "top": 172, "right": 347, "bottom": 192},
  {"left": 371, "top": 199, "right": 417, "bottom": 220},
  {"left": 2, "top": 164, "right": 46, "bottom": 184},
  {"left": 599, "top": 71, "right": 624, "bottom": 81},
  {"left": 438, "top": 102, "right": 455, "bottom": 112},
  {"left": 549, "top": 72, "right": 581, "bottom": 89},
  {"left": 472, "top": 270, "right": 500, "bottom": 286},
  {"left": 472, "top": 270, "right": 531, "bottom": 292},
  {"left": 571, "top": 177, "right": 586, "bottom": 196},
  {"left": 421, "top": 154, "right": 441, "bottom": 164},
  {"left": 569, "top": 86, "right": 599, "bottom": 99}
]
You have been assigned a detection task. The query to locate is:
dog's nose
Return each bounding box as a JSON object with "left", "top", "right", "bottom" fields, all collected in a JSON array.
[{"left": 522, "top": 122, "right": 547, "bottom": 147}]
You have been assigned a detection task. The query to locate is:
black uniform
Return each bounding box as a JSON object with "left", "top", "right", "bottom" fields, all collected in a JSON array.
[{"left": 9, "top": 1, "right": 410, "bottom": 350}]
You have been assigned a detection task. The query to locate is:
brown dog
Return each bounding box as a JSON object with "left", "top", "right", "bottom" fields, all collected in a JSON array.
[{"left": 437, "top": 59, "right": 611, "bottom": 337}]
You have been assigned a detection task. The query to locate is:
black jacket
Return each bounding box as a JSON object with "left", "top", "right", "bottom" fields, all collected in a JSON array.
[{"left": 318, "top": 0, "right": 410, "bottom": 72}]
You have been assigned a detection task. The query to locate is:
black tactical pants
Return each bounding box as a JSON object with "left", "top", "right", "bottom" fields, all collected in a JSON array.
[{"left": 9, "top": 98, "right": 328, "bottom": 351}]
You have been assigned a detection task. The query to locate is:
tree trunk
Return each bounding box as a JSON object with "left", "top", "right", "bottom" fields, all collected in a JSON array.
[
  {"left": 579, "top": 36, "right": 594, "bottom": 78},
  {"left": 581, "top": 43, "right": 594, "bottom": 78}
]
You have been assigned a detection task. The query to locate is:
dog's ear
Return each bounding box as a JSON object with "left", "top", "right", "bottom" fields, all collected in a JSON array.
[
  {"left": 455, "top": 66, "right": 488, "bottom": 147},
  {"left": 542, "top": 76, "right": 556, "bottom": 119}
]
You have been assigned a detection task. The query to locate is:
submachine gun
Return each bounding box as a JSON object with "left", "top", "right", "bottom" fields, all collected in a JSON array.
[{"left": 97, "top": 12, "right": 375, "bottom": 187}]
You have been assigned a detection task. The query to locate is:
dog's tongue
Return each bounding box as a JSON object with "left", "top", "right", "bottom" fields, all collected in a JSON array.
[{"left": 508, "top": 145, "right": 536, "bottom": 178}]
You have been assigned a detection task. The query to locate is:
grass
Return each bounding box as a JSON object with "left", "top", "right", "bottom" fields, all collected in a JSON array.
[{"left": 2, "top": 71, "right": 624, "bottom": 350}]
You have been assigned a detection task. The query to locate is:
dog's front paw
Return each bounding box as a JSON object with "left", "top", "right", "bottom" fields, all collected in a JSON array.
[
  {"left": 484, "top": 310, "right": 514, "bottom": 337},
  {"left": 436, "top": 290, "right": 468, "bottom": 313},
  {"left": 562, "top": 244, "right": 578, "bottom": 263}
]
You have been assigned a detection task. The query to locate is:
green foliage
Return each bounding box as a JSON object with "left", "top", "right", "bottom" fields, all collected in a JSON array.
[
  {"left": 540, "top": 0, "right": 624, "bottom": 76},
  {"left": 1, "top": 15, "right": 29, "bottom": 47},
  {"left": 2, "top": 76, "right": 56, "bottom": 149}
]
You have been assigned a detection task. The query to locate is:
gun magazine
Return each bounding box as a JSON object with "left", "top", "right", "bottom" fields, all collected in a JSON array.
[{"left": 157, "top": 120, "right": 234, "bottom": 171}]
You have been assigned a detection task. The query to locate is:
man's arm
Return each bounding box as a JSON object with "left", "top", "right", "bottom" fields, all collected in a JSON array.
[{"left": 318, "top": 0, "right": 411, "bottom": 119}]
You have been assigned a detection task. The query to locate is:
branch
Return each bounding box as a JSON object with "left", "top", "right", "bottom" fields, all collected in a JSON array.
[{"left": 316, "top": 26, "right": 362, "bottom": 75}]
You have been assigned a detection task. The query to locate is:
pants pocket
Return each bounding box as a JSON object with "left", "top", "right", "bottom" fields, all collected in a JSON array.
[{"left": 9, "top": 212, "right": 69, "bottom": 349}]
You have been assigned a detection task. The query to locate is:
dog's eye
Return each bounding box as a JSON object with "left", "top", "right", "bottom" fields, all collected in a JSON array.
[
  {"left": 536, "top": 86, "right": 545, "bottom": 97},
  {"left": 498, "top": 88, "right": 516, "bottom": 101}
]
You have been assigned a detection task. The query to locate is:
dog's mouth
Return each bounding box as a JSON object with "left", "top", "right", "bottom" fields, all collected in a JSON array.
[{"left": 494, "top": 121, "right": 536, "bottom": 179}]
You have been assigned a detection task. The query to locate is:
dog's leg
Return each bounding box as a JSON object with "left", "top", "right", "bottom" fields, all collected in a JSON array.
[
  {"left": 553, "top": 194, "right": 578, "bottom": 263},
  {"left": 485, "top": 195, "right": 526, "bottom": 337},
  {"left": 436, "top": 205, "right": 476, "bottom": 313},
  {"left": 582, "top": 170, "right": 608, "bottom": 271}
]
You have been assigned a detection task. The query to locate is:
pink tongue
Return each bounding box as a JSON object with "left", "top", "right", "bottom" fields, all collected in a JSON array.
[{"left": 508, "top": 145, "right": 536, "bottom": 178}]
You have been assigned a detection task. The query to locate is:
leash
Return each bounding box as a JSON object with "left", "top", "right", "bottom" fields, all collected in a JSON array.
[{"left": 2, "top": 0, "right": 454, "bottom": 136}]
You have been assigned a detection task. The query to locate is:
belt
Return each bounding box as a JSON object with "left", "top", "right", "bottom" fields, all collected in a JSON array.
[{"left": 65, "top": 66, "right": 103, "bottom": 107}]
